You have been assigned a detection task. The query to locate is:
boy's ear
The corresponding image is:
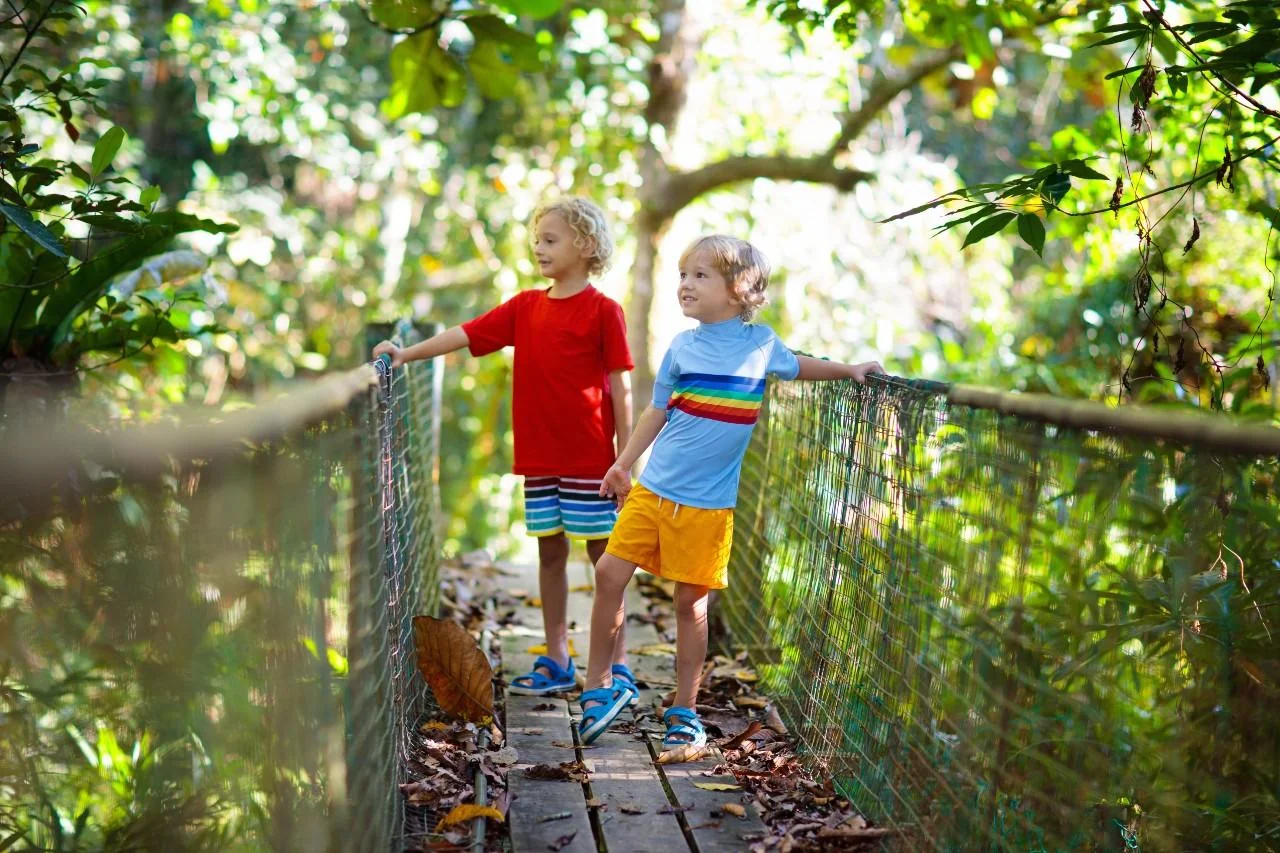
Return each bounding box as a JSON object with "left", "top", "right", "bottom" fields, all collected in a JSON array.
[{"left": 578, "top": 237, "right": 596, "bottom": 260}]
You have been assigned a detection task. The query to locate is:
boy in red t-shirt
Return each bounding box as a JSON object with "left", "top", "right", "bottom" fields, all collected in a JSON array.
[{"left": 373, "top": 197, "right": 639, "bottom": 699}]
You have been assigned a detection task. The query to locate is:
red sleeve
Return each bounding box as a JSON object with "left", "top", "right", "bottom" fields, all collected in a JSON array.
[
  {"left": 600, "top": 298, "right": 634, "bottom": 372},
  {"left": 462, "top": 293, "right": 522, "bottom": 357}
]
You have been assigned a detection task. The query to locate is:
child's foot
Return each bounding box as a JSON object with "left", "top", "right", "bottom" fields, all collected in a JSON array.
[
  {"left": 578, "top": 681, "right": 632, "bottom": 744},
  {"left": 611, "top": 663, "right": 640, "bottom": 708},
  {"left": 661, "top": 706, "right": 707, "bottom": 751},
  {"left": 509, "top": 655, "right": 576, "bottom": 696}
]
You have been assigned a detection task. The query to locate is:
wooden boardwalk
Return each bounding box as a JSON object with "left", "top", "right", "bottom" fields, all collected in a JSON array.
[{"left": 500, "top": 561, "right": 767, "bottom": 852}]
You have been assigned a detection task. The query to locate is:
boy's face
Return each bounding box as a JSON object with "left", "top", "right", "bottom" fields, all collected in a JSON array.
[
  {"left": 534, "top": 212, "right": 593, "bottom": 280},
  {"left": 678, "top": 250, "right": 741, "bottom": 323}
]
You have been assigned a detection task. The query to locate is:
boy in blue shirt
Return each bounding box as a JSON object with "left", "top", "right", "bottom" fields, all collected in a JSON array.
[{"left": 576, "top": 234, "right": 884, "bottom": 751}]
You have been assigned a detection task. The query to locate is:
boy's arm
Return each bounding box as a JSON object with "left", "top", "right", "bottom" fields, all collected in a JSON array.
[
  {"left": 794, "top": 354, "right": 885, "bottom": 383},
  {"left": 609, "top": 370, "right": 633, "bottom": 456},
  {"left": 599, "top": 404, "right": 665, "bottom": 503},
  {"left": 372, "top": 325, "right": 470, "bottom": 368}
]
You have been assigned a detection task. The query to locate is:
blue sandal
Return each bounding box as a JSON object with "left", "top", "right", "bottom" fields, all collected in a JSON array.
[
  {"left": 509, "top": 655, "right": 576, "bottom": 696},
  {"left": 662, "top": 706, "right": 707, "bottom": 750},
  {"left": 611, "top": 663, "right": 640, "bottom": 708},
  {"left": 578, "top": 681, "right": 632, "bottom": 744}
]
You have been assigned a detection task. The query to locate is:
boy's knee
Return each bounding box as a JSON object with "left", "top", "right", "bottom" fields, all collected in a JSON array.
[
  {"left": 674, "top": 583, "right": 709, "bottom": 618},
  {"left": 594, "top": 553, "right": 632, "bottom": 592}
]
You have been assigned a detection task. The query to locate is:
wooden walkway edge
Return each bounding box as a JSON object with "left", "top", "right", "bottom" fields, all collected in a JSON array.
[{"left": 499, "top": 561, "right": 766, "bottom": 852}]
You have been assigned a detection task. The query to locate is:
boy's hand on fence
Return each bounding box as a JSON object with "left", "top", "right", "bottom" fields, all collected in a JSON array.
[
  {"left": 600, "top": 463, "right": 632, "bottom": 507},
  {"left": 372, "top": 340, "right": 404, "bottom": 368},
  {"left": 849, "top": 361, "right": 885, "bottom": 383}
]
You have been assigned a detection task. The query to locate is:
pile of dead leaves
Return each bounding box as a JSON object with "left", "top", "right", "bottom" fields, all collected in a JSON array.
[
  {"left": 401, "top": 717, "right": 516, "bottom": 849},
  {"left": 675, "top": 661, "right": 890, "bottom": 851}
]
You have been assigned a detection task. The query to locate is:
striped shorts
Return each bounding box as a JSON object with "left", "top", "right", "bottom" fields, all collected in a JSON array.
[{"left": 523, "top": 475, "right": 618, "bottom": 541}]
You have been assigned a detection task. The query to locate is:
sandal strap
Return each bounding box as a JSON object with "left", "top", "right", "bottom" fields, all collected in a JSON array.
[
  {"left": 580, "top": 684, "right": 628, "bottom": 720},
  {"left": 663, "top": 706, "right": 700, "bottom": 726},
  {"left": 533, "top": 655, "right": 573, "bottom": 679},
  {"left": 665, "top": 723, "right": 701, "bottom": 739},
  {"left": 611, "top": 663, "right": 637, "bottom": 685}
]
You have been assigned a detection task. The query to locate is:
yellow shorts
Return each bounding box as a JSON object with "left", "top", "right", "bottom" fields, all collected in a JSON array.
[{"left": 605, "top": 482, "right": 734, "bottom": 589}]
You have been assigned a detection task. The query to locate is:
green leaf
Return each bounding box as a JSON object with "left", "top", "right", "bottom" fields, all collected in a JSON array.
[
  {"left": 492, "top": 0, "right": 563, "bottom": 18},
  {"left": 1040, "top": 171, "right": 1072, "bottom": 205},
  {"left": 962, "top": 212, "right": 1016, "bottom": 248},
  {"left": 90, "top": 126, "right": 126, "bottom": 178},
  {"left": 382, "top": 33, "right": 465, "bottom": 118},
  {"left": 1017, "top": 213, "right": 1046, "bottom": 256},
  {"left": 0, "top": 200, "right": 67, "bottom": 257},
  {"left": 79, "top": 213, "right": 142, "bottom": 232},
  {"left": 1088, "top": 30, "right": 1149, "bottom": 49},
  {"left": 139, "top": 185, "right": 161, "bottom": 208},
  {"left": 469, "top": 41, "right": 519, "bottom": 99},
  {"left": 1060, "top": 159, "right": 1110, "bottom": 181},
  {"left": 465, "top": 15, "right": 543, "bottom": 71},
  {"left": 370, "top": 0, "right": 442, "bottom": 31}
]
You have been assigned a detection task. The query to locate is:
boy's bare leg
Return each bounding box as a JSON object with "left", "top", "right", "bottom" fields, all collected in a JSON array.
[
  {"left": 586, "top": 538, "right": 628, "bottom": 667},
  {"left": 536, "top": 532, "right": 571, "bottom": 673},
  {"left": 584, "top": 552, "right": 638, "bottom": 692},
  {"left": 673, "top": 581, "right": 711, "bottom": 711}
]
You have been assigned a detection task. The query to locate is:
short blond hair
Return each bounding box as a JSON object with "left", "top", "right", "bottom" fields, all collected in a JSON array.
[
  {"left": 678, "top": 235, "right": 771, "bottom": 321},
  {"left": 532, "top": 197, "right": 614, "bottom": 276}
]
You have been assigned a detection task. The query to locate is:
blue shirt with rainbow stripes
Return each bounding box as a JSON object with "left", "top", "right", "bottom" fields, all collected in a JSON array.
[{"left": 640, "top": 317, "right": 799, "bottom": 509}]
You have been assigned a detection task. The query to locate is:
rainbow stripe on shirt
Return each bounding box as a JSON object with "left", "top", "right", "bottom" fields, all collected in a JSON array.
[{"left": 668, "top": 372, "right": 766, "bottom": 425}]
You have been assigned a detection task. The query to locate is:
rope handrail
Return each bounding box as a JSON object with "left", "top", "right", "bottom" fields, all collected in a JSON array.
[
  {"left": 0, "top": 360, "right": 385, "bottom": 500},
  {"left": 863, "top": 374, "right": 1280, "bottom": 455}
]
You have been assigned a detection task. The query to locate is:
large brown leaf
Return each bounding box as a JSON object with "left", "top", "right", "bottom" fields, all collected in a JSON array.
[{"left": 412, "top": 615, "right": 494, "bottom": 722}]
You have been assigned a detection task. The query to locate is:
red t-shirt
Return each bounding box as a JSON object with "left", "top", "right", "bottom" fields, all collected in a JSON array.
[{"left": 462, "top": 286, "right": 634, "bottom": 477}]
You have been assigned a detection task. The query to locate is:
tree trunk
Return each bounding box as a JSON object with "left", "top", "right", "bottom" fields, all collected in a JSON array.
[{"left": 627, "top": 207, "right": 667, "bottom": 413}]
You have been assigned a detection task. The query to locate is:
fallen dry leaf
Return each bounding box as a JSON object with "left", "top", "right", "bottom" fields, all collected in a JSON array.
[
  {"left": 816, "top": 826, "right": 893, "bottom": 840},
  {"left": 420, "top": 720, "right": 450, "bottom": 733},
  {"left": 538, "top": 811, "right": 572, "bottom": 824},
  {"left": 584, "top": 798, "right": 605, "bottom": 809},
  {"left": 524, "top": 761, "right": 591, "bottom": 783},
  {"left": 435, "top": 803, "right": 505, "bottom": 831},
  {"left": 619, "top": 805, "right": 645, "bottom": 815},
  {"left": 532, "top": 702, "right": 557, "bottom": 711},
  {"left": 551, "top": 741, "right": 593, "bottom": 749},
  {"left": 721, "top": 803, "right": 747, "bottom": 818},
  {"left": 720, "top": 720, "right": 763, "bottom": 751},
  {"left": 412, "top": 616, "right": 494, "bottom": 722},
  {"left": 658, "top": 804, "right": 691, "bottom": 815},
  {"left": 548, "top": 831, "right": 576, "bottom": 851},
  {"left": 763, "top": 703, "right": 788, "bottom": 735},
  {"left": 732, "top": 695, "right": 768, "bottom": 710},
  {"left": 632, "top": 642, "right": 678, "bottom": 656},
  {"left": 522, "top": 728, "right": 545, "bottom": 736},
  {"left": 693, "top": 782, "right": 741, "bottom": 792},
  {"left": 528, "top": 597, "right": 542, "bottom": 607},
  {"left": 569, "top": 583, "right": 594, "bottom": 593},
  {"left": 656, "top": 743, "right": 710, "bottom": 764},
  {"left": 526, "top": 640, "right": 578, "bottom": 656}
]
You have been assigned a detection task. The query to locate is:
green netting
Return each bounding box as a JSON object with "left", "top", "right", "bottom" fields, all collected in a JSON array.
[
  {"left": 0, "top": 323, "right": 442, "bottom": 851},
  {"left": 723, "top": 376, "right": 1280, "bottom": 852}
]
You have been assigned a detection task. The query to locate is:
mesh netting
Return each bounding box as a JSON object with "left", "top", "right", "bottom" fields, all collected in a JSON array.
[
  {"left": 723, "top": 376, "right": 1280, "bottom": 851},
  {"left": 0, "top": 323, "right": 442, "bottom": 851}
]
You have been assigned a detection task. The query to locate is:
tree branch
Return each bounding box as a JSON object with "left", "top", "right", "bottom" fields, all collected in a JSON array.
[
  {"left": 657, "top": 155, "right": 874, "bottom": 221},
  {"left": 827, "top": 46, "right": 963, "bottom": 159}
]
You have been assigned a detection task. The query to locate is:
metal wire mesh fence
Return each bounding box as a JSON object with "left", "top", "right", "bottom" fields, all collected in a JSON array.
[
  {"left": 723, "top": 376, "right": 1280, "bottom": 852},
  {"left": 0, "top": 323, "right": 442, "bottom": 851}
]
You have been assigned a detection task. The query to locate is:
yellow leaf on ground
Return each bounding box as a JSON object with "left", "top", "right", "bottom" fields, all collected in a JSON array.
[
  {"left": 722, "top": 803, "right": 747, "bottom": 818},
  {"left": 435, "top": 804, "right": 505, "bottom": 831},
  {"left": 693, "top": 782, "right": 741, "bottom": 792},
  {"left": 420, "top": 720, "right": 449, "bottom": 733},
  {"left": 528, "top": 597, "right": 542, "bottom": 608},
  {"left": 731, "top": 669, "right": 758, "bottom": 682},
  {"left": 569, "top": 583, "right": 594, "bottom": 593},
  {"left": 732, "top": 695, "right": 768, "bottom": 709},
  {"left": 525, "top": 639, "right": 578, "bottom": 656},
  {"left": 413, "top": 616, "right": 494, "bottom": 722},
  {"left": 633, "top": 643, "right": 678, "bottom": 656}
]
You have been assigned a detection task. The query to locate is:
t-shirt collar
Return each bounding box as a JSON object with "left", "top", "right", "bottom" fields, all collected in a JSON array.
[{"left": 695, "top": 316, "right": 746, "bottom": 337}]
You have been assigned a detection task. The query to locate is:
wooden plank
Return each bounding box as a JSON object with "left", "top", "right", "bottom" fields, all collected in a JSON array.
[
  {"left": 580, "top": 732, "right": 690, "bottom": 852},
  {"left": 503, "top": 615, "right": 595, "bottom": 853},
  {"left": 652, "top": 749, "right": 768, "bottom": 853}
]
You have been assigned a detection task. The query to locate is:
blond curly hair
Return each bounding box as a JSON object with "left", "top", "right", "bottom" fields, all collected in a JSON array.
[
  {"left": 532, "top": 197, "right": 614, "bottom": 276},
  {"left": 678, "top": 234, "right": 771, "bottom": 321}
]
